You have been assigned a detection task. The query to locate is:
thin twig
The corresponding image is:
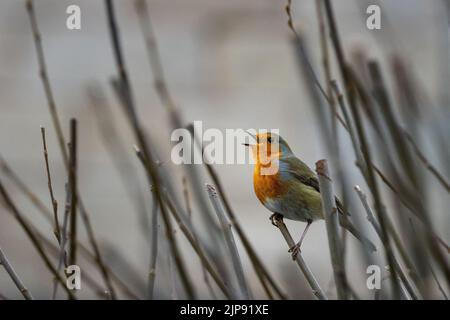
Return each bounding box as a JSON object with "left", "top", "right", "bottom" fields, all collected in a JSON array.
[
  {"left": 68, "top": 119, "right": 78, "bottom": 267},
  {"left": 161, "top": 187, "right": 232, "bottom": 299},
  {"left": 391, "top": 57, "right": 450, "bottom": 194},
  {"left": 272, "top": 215, "right": 328, "bottom": 300},
  {"left": 26, "top": 0, "right": 117, "bottom": 297},
  {"left": 87, "top": 86, "right": 151, "bottom": 241},
  {"left": 68, "top": 124, "right": 118, "bottom": 298},
  {"left": 286, "top": 0, "right": 450, "bottom": 259},
  {"left": 52, "top": 184, "right": 72, "bottom": 299},
  {"left": 135, "top": 147, "right": 231, "bottom": 298},
  {"left": 89, "top": 87, "right": 154, "bottom": 298},
  {"left": 206, "top": 184, "right": 251, "bottom": 300},
  {"left": 182, "top": 177, "right": 192, "bottom": 221},
  {"left": 330, "top": 81, "right": 450, "bottom": 255},
  {"left": 0, "top": 156, "right": 53, "bottom": 224},
  {"left": 105, "top": 0, "right": 195, "bottom": 298},
  {"left": 134, "top": 0, "right": 227, "bottom": 261},
  {"left": 34, "top": 224, "right": 114, "bottom": 299},
  {"left": 323, "top": 0, "right": 402, "bottom": 298},
  {"left": 148, "top": 193, "right": 159, "bottom": 299},
  {"left": 0, "top": 156, "right": 137, "bottom": 299},
  {"left": 354, "top": 186, "right": 422, "bottom": 300},
  {"left": 367, "top": 61, "right": 450, "bottom": 281},
  {"left": 134, "top": 0, "right": 179, "bottom": 125},
  {"left": 40, "top": 126, "right": 60, "bottom": 242},
  {"left": 0, "top": 178, "right": 75, "bottom": 299},
  {"left": 288, "top": 11, "right": 361, "bottom": 298},
  {"left": 285, "top": 0, "right": 330, "bottom": 103},
  {"left": 78, "top": 197, "right": 117, "bottom": 299},
  {"left": 0, "top": 247, "right": 34, "bottom": 300},
  {"left": 287, "top": 2, "right": 450, "bottom": 263},
  {"left": 135, "top": 0, "right": 282, "bottom": 299},
  {"left": 408, "top": 218, "right": 448, "bottom": 300},
  {"left": 26, "top": 0, "right": 68, "bottom": 166},
  {"left": 403, "top": 131, "right": 450, "bottom": 193},
  {"left": 182, "top": 177, "right": 217, "bottom": 299},
  {"left": 315, "top": 0, "right": 336, "bottom": 129}
]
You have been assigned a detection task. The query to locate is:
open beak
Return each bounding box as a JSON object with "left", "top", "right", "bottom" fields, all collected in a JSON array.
[
  {"left": 243, "top": 130, "right": 257, "bottom": 147},
  {"left": 245, "top": 130, "right": 256, "bottom": 140}
]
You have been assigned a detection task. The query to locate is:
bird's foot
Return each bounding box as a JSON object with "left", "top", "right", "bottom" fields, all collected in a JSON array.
[
  {"left": 269, "top": 213, "right": 283, "bottom": 227},
  {"left": 288, "top": 243, "right": 301, "bottom": 260}
]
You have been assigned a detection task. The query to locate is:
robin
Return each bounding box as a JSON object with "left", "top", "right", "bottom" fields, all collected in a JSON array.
[{"left": 244, "top": 132, "right": 376, "bottom": 259}]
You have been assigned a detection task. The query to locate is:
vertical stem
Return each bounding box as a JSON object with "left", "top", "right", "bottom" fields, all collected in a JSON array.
[
  {"left": 206, "top": 184, "right": 251, "bottom": 300},
  {"left": 161, "top": 188, "right": 232, "bottom": 299},
  {"left": 323, "top": 0, "right": 402, "bottom": 298},
  {"left": 40, "top": 126, "right": 61, "bottom": 242},
  {"left": 68, "top": 119, "right": 78, "bottom": 267},
  {"left": 26, "top": 0, "right": 117, "bottom": 297},
  {"left": 135, "top": 0, "right": 284, "bottom": 299},
  {"left": 147, "top": 198, "right": 159, "bottom": 299},
  {"left": 182, "top": 178, "right": 218, "bottom": 299},
  {"left": 134, "top": 0, "right": 228, "bottom": 267},
  {"left": 52, "top": 184, "right": 72, "bottom": 299},
  {"left": 105, "top": 0, "right": 196, "bottom": 299},
  {"left": 316, "top": 159, "right": 348, "bottom": 299}
]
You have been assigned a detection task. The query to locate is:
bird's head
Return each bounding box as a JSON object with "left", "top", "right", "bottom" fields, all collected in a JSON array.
[{"left": 244, "top": 132, "right": 293, "bottom": 166}]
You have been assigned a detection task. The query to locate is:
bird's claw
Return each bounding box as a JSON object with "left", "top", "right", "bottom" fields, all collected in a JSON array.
[
  {"left": 269, "top": 213, "right": 283, "bottom": 227},
  {"left": 288, "top": 243, "right": 301, "bottom": 260}
]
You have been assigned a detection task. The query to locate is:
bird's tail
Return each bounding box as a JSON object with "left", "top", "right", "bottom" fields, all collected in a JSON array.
[{"left": 339, "top": 217, "right": 377, "bottom": 252}]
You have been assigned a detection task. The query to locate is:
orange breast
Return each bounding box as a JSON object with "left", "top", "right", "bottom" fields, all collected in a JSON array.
[{"left": 253, "top": 163, "right": 287, "bottom": 203}]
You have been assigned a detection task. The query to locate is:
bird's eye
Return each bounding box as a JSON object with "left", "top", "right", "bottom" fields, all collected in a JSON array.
[{"left": 267, "top": 137, "right": 272, "bottom": 143}]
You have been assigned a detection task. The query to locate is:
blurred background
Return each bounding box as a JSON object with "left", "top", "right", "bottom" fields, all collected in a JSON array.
[{"left": 0, "top": 0, "right": 449, "bottom": 299}]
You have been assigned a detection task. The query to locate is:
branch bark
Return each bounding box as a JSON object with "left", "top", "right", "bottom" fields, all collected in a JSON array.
[
  {"left": 206, "top": 184, "right": 251, "bottom": 300},
  {"left": 272, "top": 215, "right": 327, "bottom": 300},
  {"left": 0, "top": 247, "right": 34, "bottom": 300},
  {"left": 316, "top": 159, "right": 348, "bottom": 299}
]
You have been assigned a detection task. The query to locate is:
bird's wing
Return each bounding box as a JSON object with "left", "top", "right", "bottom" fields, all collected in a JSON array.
[
  {"left": 281, "top": 156, "right": 320, "bottom": 191},
  {"left": 282, "top": 156, "right": 349, "bottom": 215}
]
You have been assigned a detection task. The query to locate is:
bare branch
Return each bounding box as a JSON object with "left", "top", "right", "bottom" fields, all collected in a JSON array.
[
  {"left": 106, "top": 0, "right": 196, "bottom": 298},
  {"left": 0, "top": 247, "right": 34, "bottom": 300},
  {"left": 0, "top": 177, "right": 75, "bottom": 299},
  {"left": 206, "top": 184, "right": 251, "bottom": 300},
  {"left": 52, "top": 184, "right": 71, "bottom": 299},
  {"left": 68, "top": 119, "right": 78, "bottom": 267},
  {"left": 272, "top": 215, "right": 327, "bottom": 300},
  {"left": 316, "top": 160, "right": 348, "bottom": 299},
  {"left": 354, "top": 185, "right": 422, "bottom": 300},
  {"left": 40, "top": 126, "right": 60, "bottom": 242},
  {"left": 26, "top": 0, "right": 68, "bottom": 167},
  {"left": 0, "top": 156, "right": 137, "bottom": 299}
]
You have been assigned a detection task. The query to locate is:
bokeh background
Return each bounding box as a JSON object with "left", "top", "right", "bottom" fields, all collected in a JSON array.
[{"left": 0, "top": 0, "right": 449, "bottom": 299}]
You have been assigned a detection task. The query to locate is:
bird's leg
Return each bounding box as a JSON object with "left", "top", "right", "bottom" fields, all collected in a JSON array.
[
  {"left": 289, "top": 219, "right": 312, "bottom": 260},
  {"left": 269, "top": 213, "right": 283, "bottom": 227}
]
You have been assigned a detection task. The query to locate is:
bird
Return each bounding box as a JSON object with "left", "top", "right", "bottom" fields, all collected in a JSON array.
[{"left": 244, "top": 131, "right": 376, "bottom": 259}]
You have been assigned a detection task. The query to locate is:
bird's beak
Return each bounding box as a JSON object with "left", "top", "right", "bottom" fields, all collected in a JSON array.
[
  {"left": 244, "top": 130, "right": 257, "bottom": 147},
  {"left": 245, "top": 130, "right": 256, "bottom": 140}
]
